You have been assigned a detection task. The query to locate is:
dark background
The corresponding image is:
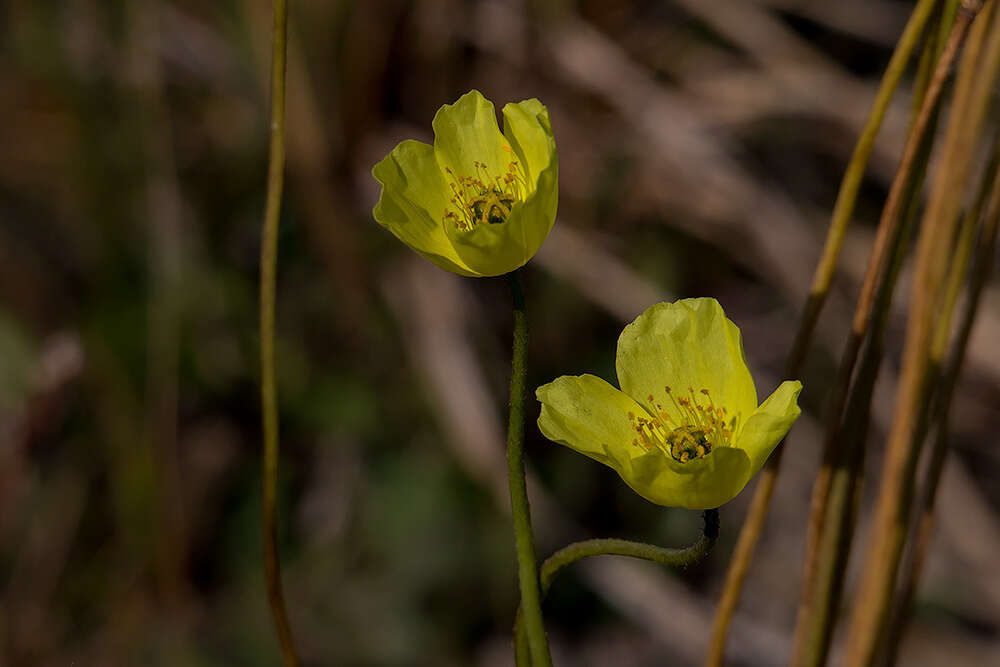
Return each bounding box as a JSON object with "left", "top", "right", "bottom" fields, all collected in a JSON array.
[{"left": 2, "top": 0, "right": 999, "bottom": 665}]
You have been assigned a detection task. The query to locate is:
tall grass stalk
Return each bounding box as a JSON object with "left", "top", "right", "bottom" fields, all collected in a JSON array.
[
  {"left": 703, "top": 2, "right": 941, "bottom": 662},
  {"left": 842, "top": 3, "right": 999, "bottom": 663},
  {"left": 789, "top": 5, "right": 980, "bottom": 663}
]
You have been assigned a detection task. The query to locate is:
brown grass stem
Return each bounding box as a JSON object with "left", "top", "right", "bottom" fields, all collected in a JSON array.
[
  {"left": 842, "top": 3, "right": 998, "bottom": 664},
  {"left": 881, "top": 135, "right": 1000, "bottom": 666},
  {"left": 789, "top": 6, "right": 979, "bottom": 665},
  {"left": 792, "top": 162, "right": 928, "bottom": 667},
  {"left": 703, "top": 2, "right": 939, "bottom": 663}
]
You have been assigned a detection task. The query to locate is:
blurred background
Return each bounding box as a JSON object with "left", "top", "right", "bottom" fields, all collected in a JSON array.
[{"left": 2, "top": 0, "right": 999, "bottom": 665}]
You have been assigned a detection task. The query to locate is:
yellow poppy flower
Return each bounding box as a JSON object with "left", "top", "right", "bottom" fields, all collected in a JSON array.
[
  {"left": 372, "top": 90, "right": 558, "bottom": 277},
  {"left": 536, "top": 298, "right": 803, "bottom": 509}
]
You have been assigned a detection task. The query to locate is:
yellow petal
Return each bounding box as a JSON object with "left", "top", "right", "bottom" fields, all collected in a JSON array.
[
  {"left": 737, "top": 380, "right": 803, "bottom": 475},
  {"left": 431, "top": 90, "right": 510, "bottom": 180},
  {"left": 625, "top": 446, "right": 752, "bottom": 509},
  {"left": 536, "top": 374, "right": 643, "bottom": 469},
  {"left": 616, "top": 299, "right": 757, "bottom": 427},
  {"left": 372, "top": 140, "right": 475, "bottom": 275}
]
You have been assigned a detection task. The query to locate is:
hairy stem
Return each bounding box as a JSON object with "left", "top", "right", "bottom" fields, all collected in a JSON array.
[
  {"left": 516, "top": 510, "right": 719, "bottom": 663},
  {"left": 506, "top": 270, "right": 552, "bottom": 667}
]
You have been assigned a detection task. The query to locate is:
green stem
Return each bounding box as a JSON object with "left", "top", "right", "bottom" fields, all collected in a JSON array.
[
  {"left": 515, "top": 510, "right": 720, "bottom": 662},
  {"left": 542, "top": 509, "right": 720, "bottom": 593},
  {"left": 259, "top": 0, "right": 299, "bottom": 665},
  {"left": 505, "top": 270, "right": 552, "bottom": 667}
]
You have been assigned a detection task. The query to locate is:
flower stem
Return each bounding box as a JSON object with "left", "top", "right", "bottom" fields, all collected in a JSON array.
[
  {"left": 542, "top": 509, "right": 720, "bottom": 592},
  {"left": 505, "top": 270, "right": 552, "bottom": 667},
  {"left": 515, "top": 510, "right": 720, "bottom": 663},
  {"left": 259, "top": 0, "right": 300, "bottom": 665}
]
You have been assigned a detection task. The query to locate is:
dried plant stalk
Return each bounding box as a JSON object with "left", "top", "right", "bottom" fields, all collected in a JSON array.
[
  {"left": 881, "top": 136, "right": 1000, "bottom": 666},
  {"left": 790, "top": 4, "right": 981, "bottom": 664},
  {"left": 842, "top": 3, "right": 999, "bottom": 664},
  {"left": 704, "top": 1, "right": 941, "bottom": 663}
]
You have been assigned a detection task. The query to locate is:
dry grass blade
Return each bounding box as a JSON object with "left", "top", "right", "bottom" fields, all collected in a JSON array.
[
  {"left": 790, "top": 5, "right": 979, "bottom": 664},
  {"left": 703, "top": 2, "right": 940, "bottom": 663},
  {"left": 882, "top": 135, "right": 1000, "bottom": 666},
  {"left": 842, "top": 2, "right": 999, "bottom": 664}
]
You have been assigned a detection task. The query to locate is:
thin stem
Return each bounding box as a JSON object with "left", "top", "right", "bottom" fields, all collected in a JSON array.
[
  {"left": 543, "top": 509, "right": 720, "bottom": 594},
  {"left": 702, "top": 2, "right": 939, "bottom": 663},
  {"left": 259, "top": 0, "right": 299, "bottom": 665},
  {"left": 843, "top": 2, "right": 998, "bottom": 664},
  {"left": 506, "top": 270, "right": 552, "bottom": 667},
  {"left": 515, "top": 510, "right": 720, "bottom": 662}
]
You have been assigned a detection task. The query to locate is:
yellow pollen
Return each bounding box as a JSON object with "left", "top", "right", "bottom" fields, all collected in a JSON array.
[
  {"left": 625, "top": 385, "right": 741, "bottom": 462},
  {"left": 442, "top": 159, "right": 527, "bottom": 231}
]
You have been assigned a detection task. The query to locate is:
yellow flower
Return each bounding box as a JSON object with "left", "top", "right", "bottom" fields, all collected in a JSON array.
[
  {"left": 372, "top": 90, "right": 558, "bottom": 277},
  {"left": 536, "top": 298, "right": 803, "bottom": 509}
]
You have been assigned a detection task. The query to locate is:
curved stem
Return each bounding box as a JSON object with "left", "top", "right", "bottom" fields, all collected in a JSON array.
[
  {"left": 506, "top": 270, "right": 552, "bottom": 667},
  {"left": 542, "top": 509, "right": 720, "bottom": 593},
  {"left": 259, "top": 0, "right": 300, "bottom": 665},
  {"left": 515, "top": 509, "right": 720, "bottom": 663}
]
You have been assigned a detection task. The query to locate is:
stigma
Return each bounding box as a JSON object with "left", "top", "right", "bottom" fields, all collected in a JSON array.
[
  {"left": 443, "top": 151, "right": 527, "bottom": 230},
  {"left": 628, "top": 386, "right": 740, "bottom": 462}
]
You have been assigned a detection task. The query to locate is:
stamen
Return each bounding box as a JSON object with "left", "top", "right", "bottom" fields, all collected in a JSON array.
[
  {"left": 628, "top": 385, "right": 740, "bottom": 461},
  {"left": 442, "top": 159, "right": 527, "bottom": 230}
]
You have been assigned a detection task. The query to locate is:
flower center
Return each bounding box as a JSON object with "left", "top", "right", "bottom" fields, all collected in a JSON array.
[
  {"left": 665, "top": 425, "right": 712, "bottom": 463},
  {"left": 627, "top": 386, "right": 740, "bottom": 463},
  {"left": 443, "top": 153, "right": 527, "bottom": 231}
]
